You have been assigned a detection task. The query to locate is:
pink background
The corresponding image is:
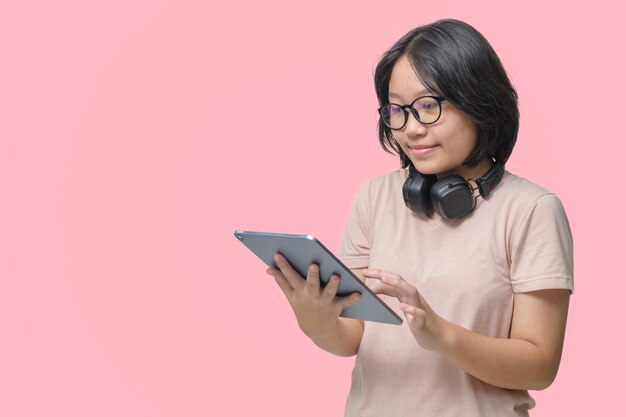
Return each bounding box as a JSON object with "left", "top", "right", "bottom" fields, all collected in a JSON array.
[{"left": 0, "top": 0, "right": 623, "bottom": 415}]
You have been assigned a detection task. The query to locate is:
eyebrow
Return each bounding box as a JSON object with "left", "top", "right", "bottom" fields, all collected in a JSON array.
[{"left": 389, "top": 90, "right": 430, "bottom": 99}]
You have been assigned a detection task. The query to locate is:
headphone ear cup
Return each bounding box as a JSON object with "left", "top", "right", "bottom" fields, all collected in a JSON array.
[
  {"left": 403, "top": 171, "right": 437, "bottom": 216},
  {"left": 429, "top": 176, "right": 475, "bottom": 219}
]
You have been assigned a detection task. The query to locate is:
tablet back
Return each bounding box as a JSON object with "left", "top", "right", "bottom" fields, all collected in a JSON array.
[{"left": 235, "top": 230, "right": 402, "bottom": 325}]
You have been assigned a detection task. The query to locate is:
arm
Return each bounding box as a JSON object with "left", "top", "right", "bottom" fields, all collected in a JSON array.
[
  {"left": 310, "top": 267, "right": 366, "bottom": 357},
  {"left": 365, "top": 269, "right": 570, "bottom": 390},
  {"left": 267, "top": 254, "right": 365, "bottom": 357},
  {"left": 313, "top": 315, "right": 364, "bottom": 357},
  {"left": 437, "top": 289, "right": 570, "bottom": 390}
]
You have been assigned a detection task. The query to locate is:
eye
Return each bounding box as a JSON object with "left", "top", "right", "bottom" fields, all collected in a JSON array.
[{"left": 418, "top": 101, "right": 438, "bottom": 110}]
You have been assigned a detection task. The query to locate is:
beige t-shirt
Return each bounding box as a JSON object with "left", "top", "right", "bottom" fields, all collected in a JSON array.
[{"left": 339, "top": 169, "right": 574, "bottom": 417}]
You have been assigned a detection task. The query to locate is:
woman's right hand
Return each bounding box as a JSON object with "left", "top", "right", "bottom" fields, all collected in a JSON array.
[{"left": 266, "top": 253, "right": 362, "bottom": 341}]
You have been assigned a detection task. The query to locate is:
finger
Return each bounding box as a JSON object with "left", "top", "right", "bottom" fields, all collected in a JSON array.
[
  {"left": 400, "top": 303, "right": 425, "bottom": 325},
  {"left": 361, "top": 270, "right": 383, "bottom": 288},
  {"left": 267, "top": 268, "right": 294, "bottom": 298},
  {"left": 399, "top": 302, "right": 419, "bottom": 315},
  {"left": 362, "top": 269, "right": 403, "bottom": 286},
  {"left": 403, "top": 309, "right": 416, "bottom": 327},
  {"left": 322, "top": 274, "right": 340, "bottom": 299},
  {"left": 370, "top": 283, "right": 402, "bottom": 298},
  {"left": 274, "top": 253, "right": 305, "bottom": 291},
  {"left": 361, "top": 268, "right": 382, "bottom": 279},
  {"left": 335, "top": 292, "right": 362, "bottom": 309},
  {"left": 362, "top": 268, "right": 400, "bottom": 277},
  {"left": 379, "top": 273, "right": 419, "bottom": 300},
  {"left": 305, "top": 263, "right": 321, "bottom": 293}
]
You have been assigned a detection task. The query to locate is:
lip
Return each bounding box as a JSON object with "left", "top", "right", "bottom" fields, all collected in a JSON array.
[{"left": 409, "top": 145, "right": 439, "bottom": 156}]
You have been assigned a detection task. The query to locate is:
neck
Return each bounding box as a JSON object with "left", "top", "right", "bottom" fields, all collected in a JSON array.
[{"left": 436, "top": 158, "right": 494, "bottom": 181}]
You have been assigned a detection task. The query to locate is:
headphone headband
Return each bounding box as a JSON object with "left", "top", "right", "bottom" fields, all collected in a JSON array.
[{"left": 474, "top": 162, "right": 504, "bottom": 197}]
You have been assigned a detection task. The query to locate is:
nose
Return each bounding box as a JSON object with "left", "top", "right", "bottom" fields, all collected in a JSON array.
[{"left": 404, "top": 111, "right": 427, "bottom": 137}]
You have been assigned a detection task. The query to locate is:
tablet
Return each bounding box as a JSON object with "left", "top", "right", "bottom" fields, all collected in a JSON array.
[{"left": 234, "top": 230, "right": 402, "bottom": 325}]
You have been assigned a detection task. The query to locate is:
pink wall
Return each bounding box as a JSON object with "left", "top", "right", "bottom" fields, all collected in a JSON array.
[{"left": 1, "top": 0, "right": 623, "bottom": 415}]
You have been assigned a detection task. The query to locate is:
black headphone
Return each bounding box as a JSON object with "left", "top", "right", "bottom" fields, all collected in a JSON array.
[{"left": 402, "top": 161, "right": 504, "bottom": 220}]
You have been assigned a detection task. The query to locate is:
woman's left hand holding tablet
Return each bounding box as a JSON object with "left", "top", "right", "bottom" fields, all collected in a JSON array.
[{"left": 363, "top": 269, "right": 448, "bottom": 352}]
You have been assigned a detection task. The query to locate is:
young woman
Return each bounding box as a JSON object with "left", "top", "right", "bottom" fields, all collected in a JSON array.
[{"left": 267, "top": 19, "right": 573, "bottom": 417}]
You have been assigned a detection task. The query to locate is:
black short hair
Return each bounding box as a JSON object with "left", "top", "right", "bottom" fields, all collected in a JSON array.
[{"left": 374, "top": 19, "right": 519, "bottom": 168}]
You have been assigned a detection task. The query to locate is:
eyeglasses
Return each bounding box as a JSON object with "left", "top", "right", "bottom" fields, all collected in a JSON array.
[{"left": 378, "top": 96, "right": 446, "bottom": 130}]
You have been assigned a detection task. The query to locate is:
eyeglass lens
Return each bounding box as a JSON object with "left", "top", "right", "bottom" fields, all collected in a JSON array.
[{"left": 380, "top": 96, "right": 442, "bottom": 129}]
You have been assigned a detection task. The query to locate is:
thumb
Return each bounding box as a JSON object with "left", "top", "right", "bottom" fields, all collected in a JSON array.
[{"left": 335, "top": 292, "right": 362, "bottom": 309}]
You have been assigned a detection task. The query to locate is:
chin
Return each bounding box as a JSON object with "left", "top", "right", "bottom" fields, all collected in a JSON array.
[{"left": 409, "top": 160, "right": 445, "bottom": 176}]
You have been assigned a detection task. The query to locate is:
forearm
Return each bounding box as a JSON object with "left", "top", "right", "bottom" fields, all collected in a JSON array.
[
  {"left": 366, "top": 270, "right": 569, "bottom": 390},
  {"left": 308, "top": 317, "right": 363, "bottom": 357},
  {"left": 436, "top": 319, "right": 559, "bottom": 390}
]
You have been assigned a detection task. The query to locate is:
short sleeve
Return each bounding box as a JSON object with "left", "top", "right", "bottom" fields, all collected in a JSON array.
[
  {"left": 510, "top": 194, "right": 574, "bottom": 293},
  {"left": 339, "top": 181, "right": 372, "bottom": 269}
]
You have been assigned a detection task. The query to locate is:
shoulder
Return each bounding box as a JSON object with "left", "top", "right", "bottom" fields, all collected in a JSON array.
[
  {"left": 493, "top": 171, "right": 566, "bottom": 213},
  {"left": 493, "top": 171, "right": 571, "bottom": 242},
  {"left": 472, "top": 170, "right": 571, "bottom": 241},
  {"left": 356, "top": 168, "right": 407, "bottom": 197},
  {"left": 498, "top": 171, "right": 554, "bottom": 199},
  {"left": 349, "top": 168, "right": 408, "bottom": 217}
]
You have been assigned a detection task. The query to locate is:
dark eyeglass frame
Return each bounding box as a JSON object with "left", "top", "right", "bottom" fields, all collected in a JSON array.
[{"left": 378, "top": 95, "right": 447, "bottom": 130}]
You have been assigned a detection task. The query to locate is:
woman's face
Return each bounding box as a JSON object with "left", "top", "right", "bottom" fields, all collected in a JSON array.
[{"left": 388, "top": 55, "right": 488, "bottom": 179}]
